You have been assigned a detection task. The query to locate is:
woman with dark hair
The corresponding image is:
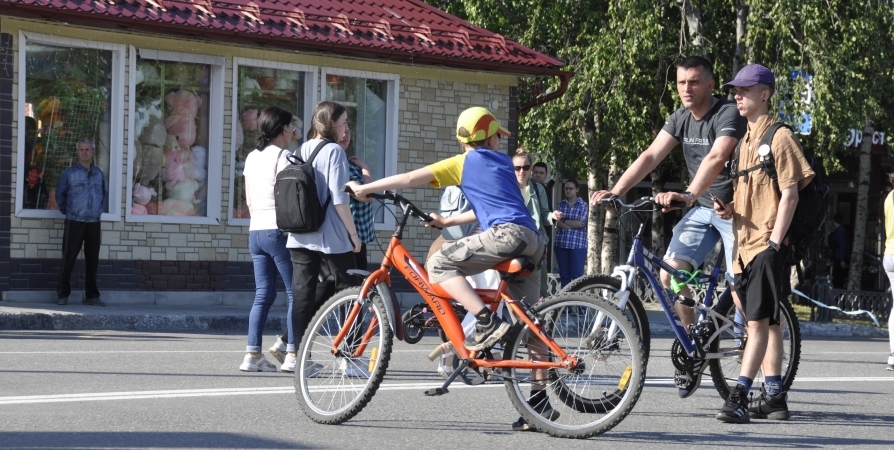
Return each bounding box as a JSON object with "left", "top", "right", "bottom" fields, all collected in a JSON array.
[
  {"left": 239, "top": 105, "right": 297, "bottom": 372},
  {"left": 285, "top": 101, "right": 361, "bottom": 373}
]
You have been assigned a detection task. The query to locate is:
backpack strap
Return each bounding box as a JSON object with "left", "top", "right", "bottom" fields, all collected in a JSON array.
[
  {"left": 306, "top": 140, "right": 334, "bottom": 211},
  {"left": 731, "top": 122, "right": 789, "bottom": 182}
]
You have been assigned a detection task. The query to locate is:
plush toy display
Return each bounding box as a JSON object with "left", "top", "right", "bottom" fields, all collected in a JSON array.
[
  {"left": 131, "top": 183, "right": 156, "bottom": 215},
  {"left": 161, "top": 178, "right": 200, "bottom": 216},
  {"left": 164, "top": 90, "right": 201, "bottom": 149},
  {"left": 241, "top": 108, "right": 258, "bottom": 131},
  {"left": 162, "top": 135, "right": 186, "bottom": 188}
]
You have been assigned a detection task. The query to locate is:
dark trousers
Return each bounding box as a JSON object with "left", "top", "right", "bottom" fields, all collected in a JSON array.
[
  {"left": 288, "top": 248, "right": 358, "bottom": 349},
  {"left": 57, "top": 219, "right": 101, "bottom": 300},
  {"left": 280, "top": 244, "right": 367, "bottom": 344}
]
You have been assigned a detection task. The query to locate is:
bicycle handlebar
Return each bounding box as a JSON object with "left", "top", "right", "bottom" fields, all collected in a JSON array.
[
  {"left": 343, "top": 185, "right": 441, "bottom": 229},
  {"left": 598, "top": 196, "right": 687, "bottom": 210}
]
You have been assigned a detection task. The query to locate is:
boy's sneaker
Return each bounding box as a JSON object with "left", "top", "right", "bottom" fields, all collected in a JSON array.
[
  {"left": 716, "top": 384, "right": 750, "bottom": 423},
  {"left": 239, "top": 354, "right": 277, "bottom": 372},
  {"left": 466, "top": 315, "right": 510, "bottom": 352},
  {"left": 280, "top": 354, "right": 297, "bottom": 373},
  {"left": 511, "top": 391, "right": 560, "bottom": 431},
  {"left": 748, "top": 387, "right": 790, "bottom": 420},
  {"left": 675, "top": 357, "right": 706, "bottom": 398},
  {"left": 268, "top": 337, "right": 287, "bottom": 364},
  {"left": 887, "top": 353, "right": 894, "bottom": 371}
]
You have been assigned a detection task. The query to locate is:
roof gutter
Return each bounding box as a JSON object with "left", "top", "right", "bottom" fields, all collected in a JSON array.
[{"left": 518, "top": 71, "right": 573, "bottom": 116}]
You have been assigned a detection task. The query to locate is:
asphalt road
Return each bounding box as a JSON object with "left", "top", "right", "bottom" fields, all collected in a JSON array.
[{"left": 1, "top": 330, "right": 892, "bottom": 449}]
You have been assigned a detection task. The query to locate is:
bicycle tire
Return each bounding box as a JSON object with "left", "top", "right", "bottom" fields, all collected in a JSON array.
[
  {"left": 708, "top": 296, "right": 801, "bottom": 399},
  {"left": 295, "top": 287, "right": 393, "bottom": 424},
  {"left": 401, "top": 307, "right": 425, "bottom": 345},
  {"left": 502, "top": 292, "right": 646, "bottom": 438},
  {"left": 561, "top": 274, "right": 651, "bottom": 363}
]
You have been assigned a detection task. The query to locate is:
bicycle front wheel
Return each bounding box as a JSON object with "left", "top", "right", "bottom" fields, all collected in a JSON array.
[
  {"left": 502, "top": 292, "right": 646, "bottom": 439},
  {"left": 708, "top": 296, "right": 801, "bottom": 399},
  {"left": 295, "top": 287, "right": 393, "bottom": 424}
]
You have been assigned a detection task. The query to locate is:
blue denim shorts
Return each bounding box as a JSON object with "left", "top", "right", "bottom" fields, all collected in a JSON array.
[{"left": 663, "top": 206, "right": 735, "bottom": 283}]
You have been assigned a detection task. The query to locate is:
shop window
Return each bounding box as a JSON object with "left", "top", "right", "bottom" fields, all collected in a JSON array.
[
  {"left": 126, "top": 48, "right": 224, "bottom": 224},
  {"left": 229, "top": 58, "right": 317, "bottom": 226},
  {"left": 16, "top": 33, "right": 125, "bottom": 219},
  {"left": 322, "top": 68, "right": 399, "bottom": 228}
]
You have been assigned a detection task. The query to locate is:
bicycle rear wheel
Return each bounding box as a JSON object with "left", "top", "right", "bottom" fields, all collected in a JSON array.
[
  {"left": 295, "top": 287, "right": 393, "bottom": 424},
  {"left": 502, "top": 292, "right": 645, "bottom": 438},
  {"left": 561, "top": 274, "right": 651, "bottom": 362},
  {"left": 708, "top": 296, "right": 801, "bottom": 399}
]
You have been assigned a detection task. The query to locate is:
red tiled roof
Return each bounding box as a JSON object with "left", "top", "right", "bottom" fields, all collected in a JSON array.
[{"left": 1, "top": 0, "right": 564, "bottom": 75}]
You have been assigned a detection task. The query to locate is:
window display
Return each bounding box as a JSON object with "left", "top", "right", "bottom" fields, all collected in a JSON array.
[
  {"left": 325, "top": 73, "right": 391, "bottom": 222},
  {"left": 22, "top": 42, "right": 112, "bottom": 211},
  {"left": 231, "top": 64, "right": 307, "bottom": 220},
  {"left": 131, "top": 58, "right": 211, "bottom": 217}
]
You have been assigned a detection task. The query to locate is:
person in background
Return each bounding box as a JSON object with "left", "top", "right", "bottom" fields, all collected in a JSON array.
[
  {"left": 829, "top": 213, "right": 851, "bottom": 288},
  {"left": 240, "top": 106, "right": 296, "bottom": 372},
  {"left": 552, "top": 179, "right": 588, "bottom": 288},
  {"left": 285, "top": 101, "right": 362, "bottom": 376},
  {"left": 513, "top": 149, "right": 551, "bottom": 298},
  {"left": 269, "top": 126, "right": 374, "bottom": 368},
  {"left": 532, "top": 161, "right": 554, "bottom": 292},
  {"left": 56, "top": 138, "right": 107, "bottom": 307},
  {"left": 881, "top": 173, "right": 894, "bottom": 371}
]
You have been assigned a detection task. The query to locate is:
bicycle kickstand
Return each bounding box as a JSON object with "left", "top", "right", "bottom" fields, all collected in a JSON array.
[{"left": 424, "top": 358, "right": 473, "bottom": 396}]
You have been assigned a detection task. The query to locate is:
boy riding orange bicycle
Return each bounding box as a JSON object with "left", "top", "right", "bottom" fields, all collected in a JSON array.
[{"left": 348, "top": 106, "right": 549, "bottom": 429}]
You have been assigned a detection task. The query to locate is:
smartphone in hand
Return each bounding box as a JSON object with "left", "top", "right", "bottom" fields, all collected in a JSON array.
[{"left": 709, "top": 192, "right": 725, "bottom": 210}]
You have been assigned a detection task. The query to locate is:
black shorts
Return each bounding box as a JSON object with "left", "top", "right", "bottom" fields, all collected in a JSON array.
[{"left": 733, "top": 247, "right": 789, "bottom": 326}]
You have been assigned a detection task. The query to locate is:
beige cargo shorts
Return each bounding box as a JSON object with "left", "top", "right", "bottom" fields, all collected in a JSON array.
[{"left": 426, "top": 223, "right": 545, "bottom": 304}]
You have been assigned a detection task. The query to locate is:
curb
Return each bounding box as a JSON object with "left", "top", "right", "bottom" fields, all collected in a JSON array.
[{"left": 0, "top": 310, "right": 287, "bottom": 332}]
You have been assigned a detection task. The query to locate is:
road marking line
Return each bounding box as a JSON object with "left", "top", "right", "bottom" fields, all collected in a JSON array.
[
  {"left": 0, "top": 349, "right": 432, "bottom": 354},
  {"left": 3, "top": 377, "right": 892, "bottom": 405}
]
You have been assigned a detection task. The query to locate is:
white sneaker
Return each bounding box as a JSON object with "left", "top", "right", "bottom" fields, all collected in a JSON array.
[
  {"left": 887, "top": 353, "right": 893, "bottom": 371},
  {"left": 281, "top": 354, "right": 297, "bottom": 372},
  {"left": 340, "top": 358, "right": 371, "bottom": 378},
  {"left": 268, "top": 337, "right": 287, "bottom": 364},
  {"left": 240, "top": 354, "right": 277, "bottom": 372}
]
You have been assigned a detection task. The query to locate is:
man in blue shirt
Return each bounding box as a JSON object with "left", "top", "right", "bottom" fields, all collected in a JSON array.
[{"left": 55, "top": 138, "right": 108, "bottom": 306}]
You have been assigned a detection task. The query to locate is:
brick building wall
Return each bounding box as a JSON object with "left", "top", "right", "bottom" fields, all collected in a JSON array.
[{"left": 0, "top": 19, "right": 516, "bottom": 300}]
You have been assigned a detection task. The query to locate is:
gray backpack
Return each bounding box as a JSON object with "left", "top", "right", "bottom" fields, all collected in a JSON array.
[{"left": 439, "top": 186, "right": 477, "bottom": 240}]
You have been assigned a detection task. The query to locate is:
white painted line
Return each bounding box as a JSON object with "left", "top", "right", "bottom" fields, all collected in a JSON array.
[
  {"left": 0, "top": 349, "right": 431, "bottom": 354},
  {"left": 3, "top": 377, "right": 892, "bottom": 406}
]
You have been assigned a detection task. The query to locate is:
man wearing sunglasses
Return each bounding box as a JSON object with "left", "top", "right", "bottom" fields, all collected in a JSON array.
[{"left": 590, "top": 56, "right": 747, "bottom": 399}]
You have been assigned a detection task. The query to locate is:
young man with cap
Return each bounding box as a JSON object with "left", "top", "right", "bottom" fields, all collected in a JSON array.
[
  {"left": 349, "top": 107, "right": 550, "bottom": 430},
  {"left": 591, "top": 56, "right": 747, "bottom": 398},
  {"left": 714, "top": 64, "right": 814, "bottom": 423}
]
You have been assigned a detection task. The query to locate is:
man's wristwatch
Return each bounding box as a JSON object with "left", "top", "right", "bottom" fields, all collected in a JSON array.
[
  {"left": 682, "top": 191, "right": 695, "bottom": 206},
  {"left": 768, "top": 239, "right": 780, "bottom": 251}
]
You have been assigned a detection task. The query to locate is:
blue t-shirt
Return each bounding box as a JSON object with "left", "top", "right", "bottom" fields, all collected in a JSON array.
[{"left": 427, "top": 148, "right": 537, "bottom": 233}]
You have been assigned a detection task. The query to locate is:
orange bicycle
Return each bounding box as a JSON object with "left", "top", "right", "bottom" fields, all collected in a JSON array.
[{"left": 294, "top": 191, "right": 646, "bottom": 438}]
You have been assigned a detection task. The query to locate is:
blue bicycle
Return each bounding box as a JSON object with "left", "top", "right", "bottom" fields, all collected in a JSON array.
[{"left": 563, "top": 196, "right": 801, "bottom": 398}]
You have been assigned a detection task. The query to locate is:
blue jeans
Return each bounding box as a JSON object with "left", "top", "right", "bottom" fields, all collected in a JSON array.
[
  {"left": 247, "top": 229, "right": 294, "bottom": 353},
  {"left": 555, "top": 246, "right": 586, "bottom": 287},
  {"left": 664, "top": 206, "right": 735, "bottom": 284}
]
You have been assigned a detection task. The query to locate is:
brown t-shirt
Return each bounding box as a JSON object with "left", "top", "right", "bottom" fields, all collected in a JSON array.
[{"left": 732, "top": 115, "right": 815, "bottom": 273}]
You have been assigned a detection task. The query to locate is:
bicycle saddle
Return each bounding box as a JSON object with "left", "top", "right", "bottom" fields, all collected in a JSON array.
[{"left": 493, "top": 257, "right": 535, "bottom": 278}]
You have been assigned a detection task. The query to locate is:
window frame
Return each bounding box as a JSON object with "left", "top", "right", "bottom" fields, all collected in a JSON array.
[
  {"left": 124, "top": 46, "right": 226, "bottom": 225},
  {"left": 227, "top": 58, "right": 318, "bottom": 227},
  {"left": 15, "top": 31, "right": 126, "bottom": 221},
  {"left": 320, "top": 67, "right": 400, "bottom": 230}
]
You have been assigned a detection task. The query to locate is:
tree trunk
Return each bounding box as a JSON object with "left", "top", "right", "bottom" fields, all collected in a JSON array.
[
  {"left": 730, "top": 1, "right": 749, "bottom": 101},
  {"left": 588, "top": 170, "right": 605, "bottom": 275},
  {"left": 846, "top": 120, "right": 873, "bottom": 290},
  {"left": 677, "top": 0, "right": 705, "bottom": 53},
  {"left": 601, "top": 152, "right": 621, "bottom": 273},
  {"left": 650, "top": 170, "right": 666, "bottom": 256}
]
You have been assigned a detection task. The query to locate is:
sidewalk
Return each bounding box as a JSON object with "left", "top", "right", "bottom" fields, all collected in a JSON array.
[{"left": 0, "top": 299, "right": 887, "bottom": 337}]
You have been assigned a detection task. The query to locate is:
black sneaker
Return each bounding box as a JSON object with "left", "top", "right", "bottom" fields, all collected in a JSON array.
[
  {"left": 511, "top": 391, "right": 560, "bottom": 431},
  {"left": 748, "top": 387, "right": 790, "bottom": 420},
  {"left": 675, "top": 357, "right": 706, "bottom": 399},
  {"left": 716, "top": 385, "right": 750, "bottom": 423},
  {"left": 83, "top": 298, "right": 106, "bottom": 307},
  {"left": 466, "top": 315, "right": 509, "bottom": 352},
  {"left": 57, "top": 297, "right": 68, "bottom": 305}
]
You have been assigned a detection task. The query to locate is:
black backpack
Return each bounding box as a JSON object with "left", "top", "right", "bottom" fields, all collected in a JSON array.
[
  {"left": 731, "top": 123, "right": 830, "bottom": 257},
  {"left": 273, "top": 140, "right": 332, "bottom": 233}
]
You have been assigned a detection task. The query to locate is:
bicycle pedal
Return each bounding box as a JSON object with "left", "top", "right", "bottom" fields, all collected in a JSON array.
[{"left": 424, "top": 387, "right": 449, "bottom": 396}]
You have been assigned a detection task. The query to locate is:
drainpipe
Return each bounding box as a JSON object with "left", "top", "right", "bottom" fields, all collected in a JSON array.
[{"left": 518, "top": 71, "right": 574, "bottom": 115}]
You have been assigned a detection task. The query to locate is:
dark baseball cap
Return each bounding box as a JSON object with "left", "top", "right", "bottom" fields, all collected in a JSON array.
[{"left": 722, "top": 64, "right": 776, "bottom": 91}]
